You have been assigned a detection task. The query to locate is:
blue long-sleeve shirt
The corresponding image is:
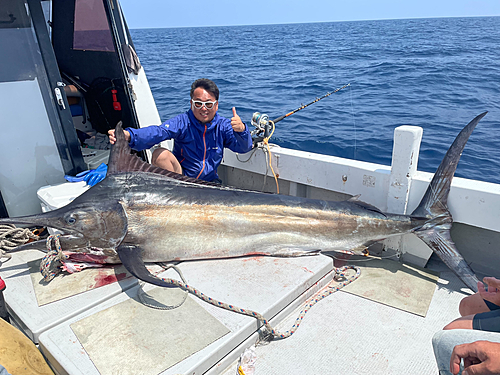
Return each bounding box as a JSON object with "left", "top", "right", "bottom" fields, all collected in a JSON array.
[{"left": 127, "top": 109, "right": 252, "bottom": 181}]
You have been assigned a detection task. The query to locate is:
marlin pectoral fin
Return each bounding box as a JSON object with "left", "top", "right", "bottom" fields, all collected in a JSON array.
[{"left": 116, "top": 245, "right": 177, "bottom": 288}]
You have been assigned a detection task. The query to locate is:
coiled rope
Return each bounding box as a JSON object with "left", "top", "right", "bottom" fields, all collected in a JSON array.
[
  {"left": 0, "top": 224, "right": 40, "bottom": 262},
  {"left": 0, "top": 226, "right": 66, "bottom": 281}
]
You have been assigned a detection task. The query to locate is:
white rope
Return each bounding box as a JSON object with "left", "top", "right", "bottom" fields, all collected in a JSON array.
[{"left": 0, "top": 224, "right": 40, "bottom": 261}]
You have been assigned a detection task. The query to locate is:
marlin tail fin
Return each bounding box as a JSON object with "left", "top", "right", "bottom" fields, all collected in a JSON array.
[{"left": 412, "top": 112, "right": 487, "bottom": 292}]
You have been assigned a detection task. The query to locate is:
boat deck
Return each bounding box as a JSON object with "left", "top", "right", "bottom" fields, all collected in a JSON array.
[
  {"left": 0, "top": 245, "right": 474, "bottom": 375},
  {"left": 219, "top": 254, "right": 470, "bottom": 375}
]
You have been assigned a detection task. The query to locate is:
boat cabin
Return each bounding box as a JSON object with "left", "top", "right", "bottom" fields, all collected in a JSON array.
[{"left": 0, "top": 0, "right": 159, "bottom": 217}]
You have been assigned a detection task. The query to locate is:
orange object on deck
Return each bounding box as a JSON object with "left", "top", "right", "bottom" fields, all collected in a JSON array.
[{"left": 0, "top": 319, "right": 54, "bottom": 374}]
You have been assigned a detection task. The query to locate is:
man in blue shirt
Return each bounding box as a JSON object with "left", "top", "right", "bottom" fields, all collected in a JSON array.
[{"left": 108, "top": 78, "right": 253, "bottom": 182}]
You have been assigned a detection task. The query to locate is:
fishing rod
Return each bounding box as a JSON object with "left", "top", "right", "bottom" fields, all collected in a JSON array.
[{"left": 251, "top": 83, "right": 350, "bottom": 145}]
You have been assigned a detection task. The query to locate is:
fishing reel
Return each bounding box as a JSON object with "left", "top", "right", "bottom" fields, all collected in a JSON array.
[{"left": 250, "top": 112, "right": 272, "bottom": 146}]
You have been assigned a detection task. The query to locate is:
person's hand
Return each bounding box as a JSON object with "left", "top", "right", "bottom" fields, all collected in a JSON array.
[
  {"left": 231, "top": 107, "right": 245, "bottom": 132},
  {"left": 450, "top": 340, "right": 500, "bottom": 375},
  {"left": 108, "top": 129, "right": 131, "bottom": 145},
  {"left": 478, "top": 277, "right": 500, "bottom": 306}
]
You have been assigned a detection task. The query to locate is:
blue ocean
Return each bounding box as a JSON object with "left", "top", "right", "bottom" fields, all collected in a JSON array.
[{"left": 130, "top": 16, "right": 500, "bottom": 184}]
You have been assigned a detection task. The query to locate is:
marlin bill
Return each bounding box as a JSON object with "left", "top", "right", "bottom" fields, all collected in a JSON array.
[{"left": 2, "top": 113, "right": 488, "bottom": 292}]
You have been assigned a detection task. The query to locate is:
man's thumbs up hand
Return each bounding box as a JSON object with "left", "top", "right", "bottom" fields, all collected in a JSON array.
[{"left": 231, "top": 107, "right": 245, "bottom": 132}]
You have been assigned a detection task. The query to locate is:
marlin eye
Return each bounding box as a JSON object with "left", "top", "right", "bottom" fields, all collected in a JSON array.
[{"left": 67, "top": 217, "right": 76, "bottom": 224}]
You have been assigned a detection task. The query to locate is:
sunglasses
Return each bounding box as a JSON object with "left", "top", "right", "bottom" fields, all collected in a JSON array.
[{"left": 191, "top": 99, "right": 217, "bottom": 110}]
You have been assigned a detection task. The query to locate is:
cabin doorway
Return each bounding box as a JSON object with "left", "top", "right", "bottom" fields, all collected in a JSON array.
[{"left": 0, "top": 0, "right": 149, "bottom": 216}]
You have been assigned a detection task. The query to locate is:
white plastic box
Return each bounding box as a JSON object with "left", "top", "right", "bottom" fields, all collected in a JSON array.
[
  {"left": 37, "top": 181, "right": 89, "bottom": 212},
  {"left": 37, "top": 181, "right": 90, "bottom": 235},
  {"left": 37, "top": 148, "right": 110, "bottom": 212},
  {"left": 37, "top": 181, "right": 88, "bottom": 232}
]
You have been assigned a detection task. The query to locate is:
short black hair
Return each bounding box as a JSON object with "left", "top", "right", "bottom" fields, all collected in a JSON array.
[{"left": 190, "top": 78, "right": 219, "bottom": 101}]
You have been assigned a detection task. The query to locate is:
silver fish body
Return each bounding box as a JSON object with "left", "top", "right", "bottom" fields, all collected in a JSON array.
[
  {"left": 2, "top": 113, "right": 488, "bottom": 291},
  {"left": 100, "top": 173, "right": 422, "bottom": 262}
]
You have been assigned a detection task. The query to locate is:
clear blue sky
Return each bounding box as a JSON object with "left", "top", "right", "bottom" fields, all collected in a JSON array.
[{"left": 119, "top": 0, "right": 500, "bottom": 29}]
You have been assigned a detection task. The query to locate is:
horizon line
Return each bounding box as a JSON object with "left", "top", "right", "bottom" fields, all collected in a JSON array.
[{"left": 127, "top": 14, "right": 499, "bottom": 30}]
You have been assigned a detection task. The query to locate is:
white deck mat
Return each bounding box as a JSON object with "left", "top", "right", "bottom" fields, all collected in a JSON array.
[
  {"left": 0, "top": 250, "right": 140, "bottom": 343},
  {"left": 219, "top": 256, "right": 474, "bottom": 375},
  {"left": 71, "top": 288, "right": 230, "bottom": 375},
  {"left": 28, "top": 259, "right": 163, "bottom": 306},
  {"left": 340, "top": 257, "right": 440, "bottom": 316}
]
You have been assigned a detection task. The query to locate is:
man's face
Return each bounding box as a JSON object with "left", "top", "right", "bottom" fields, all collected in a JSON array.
[{"left": 191, "top": 87, "right": 218, "bottom": 123}]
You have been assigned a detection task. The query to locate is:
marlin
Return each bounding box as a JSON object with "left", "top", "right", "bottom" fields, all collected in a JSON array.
[{"left": 3, "top": 113, "right": 487, "bottom": 292}]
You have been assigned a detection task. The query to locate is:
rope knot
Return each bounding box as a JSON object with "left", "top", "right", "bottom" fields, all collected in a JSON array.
[{"left": 40, "top": 234, "right": 68, "bottom": 282}]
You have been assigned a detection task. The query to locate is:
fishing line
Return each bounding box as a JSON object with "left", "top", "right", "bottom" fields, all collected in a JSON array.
[
  {"left": 262, "top": 150, "right": 269, "bottom": 192},
  {"left": 137, "top": 263, "right": 189, "bottom": 310},
  {"left": 236, "top": 125, "right": 280, "bottom": 193},
  {"left": 349, "top": 84, "right": 358, "bottom": 160},
  {"left": 327, "top": 252, "right": 401, "bottom": 263},
  {"left": 234, "top": 146, "right": 275, "bottom": 193},
  {"left": 235, "top": 147, "right": 260, "bottom": 163}
]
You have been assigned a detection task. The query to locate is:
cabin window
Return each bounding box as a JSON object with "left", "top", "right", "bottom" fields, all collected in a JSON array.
[{"left": 73, "top": 0, "right": 115, "bottom": 52}]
